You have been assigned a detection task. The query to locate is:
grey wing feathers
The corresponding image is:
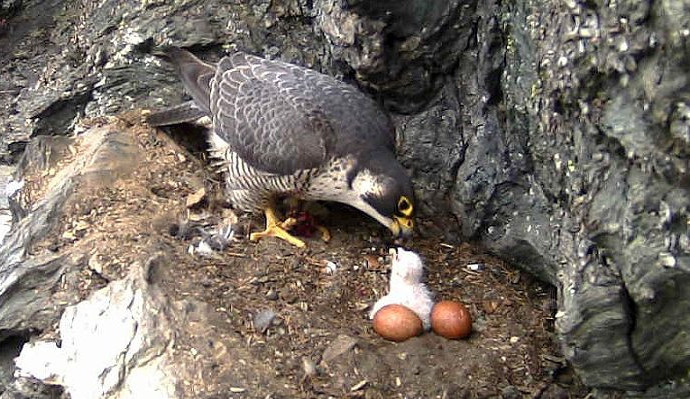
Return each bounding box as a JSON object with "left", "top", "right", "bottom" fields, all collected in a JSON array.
[
  {"left": 211, "top": 53, "right": 336, "bottom": 175},
  {"left": 157, "top": 48, "right": 395, "bottom": 176},
  {"left": 210, "top": 52, "right": 395, "bottom": 175}
]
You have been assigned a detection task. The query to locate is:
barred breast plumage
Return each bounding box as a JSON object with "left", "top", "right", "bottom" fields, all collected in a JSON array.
[{"left": 147, "top": 47, "right": 416, "bottom": 244}]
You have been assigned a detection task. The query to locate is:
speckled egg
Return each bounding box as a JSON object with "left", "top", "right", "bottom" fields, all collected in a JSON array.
[
  {"left": 372, "top": 304, "right": 423, "bottom": 342},
  {"left": 431, "top": 300, "right": 472, "bottom": 339}
]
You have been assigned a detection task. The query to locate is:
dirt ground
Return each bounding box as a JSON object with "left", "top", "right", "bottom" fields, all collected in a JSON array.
[
  {"left": 26, "top": 114, "right": 591, "bottom": 398},
  {"left": 165, "top": 223, "right": 587, "bottom": 399}
]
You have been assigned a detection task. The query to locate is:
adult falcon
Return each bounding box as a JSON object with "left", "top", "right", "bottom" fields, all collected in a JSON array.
[{"left": 147, "top": 48, "right": 414, "bottom": 247}]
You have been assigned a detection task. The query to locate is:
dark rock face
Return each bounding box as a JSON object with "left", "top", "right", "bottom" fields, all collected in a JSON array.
[
  {"left": 496, "top": 1, "right": 690, "bottom": 390},
  {"left": 0, "top": 0, "right": 688, "bottom": 394}
]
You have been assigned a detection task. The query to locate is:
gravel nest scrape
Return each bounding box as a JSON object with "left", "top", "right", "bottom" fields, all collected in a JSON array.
[{"left": 17, "top": 114, "right": 591, "bottom": 398}]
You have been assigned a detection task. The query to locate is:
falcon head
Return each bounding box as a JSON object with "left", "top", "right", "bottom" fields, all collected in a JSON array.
[{"left": 347, "top": 154, "right": 415, "bottom": 239}]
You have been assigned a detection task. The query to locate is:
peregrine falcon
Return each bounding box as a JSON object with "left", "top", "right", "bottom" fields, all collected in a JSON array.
[{"left": 147, "top": 48, "right": 414, "bottom": 247}]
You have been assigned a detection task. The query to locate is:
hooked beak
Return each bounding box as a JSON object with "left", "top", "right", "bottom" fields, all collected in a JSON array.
[{"left": 390, "top": 216, "right": 414, "bottom": 239}]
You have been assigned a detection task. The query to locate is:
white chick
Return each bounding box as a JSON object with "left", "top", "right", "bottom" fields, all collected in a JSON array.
[{"left": 370, "top": 248, "right": 435, "bottom": 330}]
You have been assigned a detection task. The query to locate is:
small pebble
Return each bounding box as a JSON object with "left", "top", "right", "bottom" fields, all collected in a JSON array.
[
  {"left": 467, "top": 263, "right": 484, "bottom": 271},
  {"left": 252, "top": 309, "right": 276, "bottom": 333},
  {"left": 324, "top": 261, "right": 337, "bottom": 274},
  {"left": 266, "top": 288, "right": 278, "bottom": 300},
  {"left": 321, "top": 334, "right": 358, "bottom": 364},
  {"left": 501, "top": 385, "right": 522, "bottom": 399}
]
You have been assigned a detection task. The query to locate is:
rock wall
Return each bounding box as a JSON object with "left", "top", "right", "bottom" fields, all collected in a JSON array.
[
  {"left": 1, "top": 0, "right": 689, "bottom": 394},
  {"left": 498, "top": 1, "right": 690, "bottom": 391}
]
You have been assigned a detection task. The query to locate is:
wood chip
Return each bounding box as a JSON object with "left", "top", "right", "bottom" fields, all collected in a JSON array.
[
  {"left": 483, "top": 300, "right": 500, "bottom": 314},
  {"left": 362, "top": 254, "right": 381, "bottom": 269},
  {"left": 185, "top": 187, "right": 206, "bottom": 208},
  {"left": 302, "top": 357, "right": 318, "bottom": 377},
  {"left": 350, "top": 380, "right": 367, "bottom": 391}
]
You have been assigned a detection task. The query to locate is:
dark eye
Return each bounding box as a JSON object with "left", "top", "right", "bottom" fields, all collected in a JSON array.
[{"left": 397, "top": 196, "right": 413, "bottom": 216}]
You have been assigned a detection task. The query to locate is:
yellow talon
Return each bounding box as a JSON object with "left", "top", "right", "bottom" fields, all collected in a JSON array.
[
  {"left": 316, "top": 225, "right": 331, "bottom": 242},
  {"left": 250, "top": 206, "right": 306, "bottom": 248}
]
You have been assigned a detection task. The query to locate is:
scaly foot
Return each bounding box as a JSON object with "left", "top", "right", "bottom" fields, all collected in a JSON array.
[
  {"left": 316, "top": 225, "right": 331, "bottom": 242},
  {"left": 250, "top": 206, "right": 306, "bottom": 248}
]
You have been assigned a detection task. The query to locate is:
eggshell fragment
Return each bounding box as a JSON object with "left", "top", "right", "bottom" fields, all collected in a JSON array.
[
  {"left": 372, "top": 304, "right": 423, "bottom": 342},
  {"left": 431, "top": 300, "right": 472, "bottom": 339}
]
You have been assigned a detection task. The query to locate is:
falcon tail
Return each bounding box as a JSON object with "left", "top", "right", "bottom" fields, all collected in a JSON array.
[
  {"left": 158, "top": 47, "right": 216, "bottom": 114},
  {"left": 145, "top": 101, "right": 208, "bottom": 127}
]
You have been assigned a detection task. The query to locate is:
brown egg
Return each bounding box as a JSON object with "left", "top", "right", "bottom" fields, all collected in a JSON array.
[
  {"left": 372, "top": 304, "right": 423, "bottom": 342},
  {"left": 431, "top": 300, "right": 472, "bottom": 339}
]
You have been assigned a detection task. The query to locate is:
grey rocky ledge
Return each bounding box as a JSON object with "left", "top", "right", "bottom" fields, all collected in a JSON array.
[
  {"left": 0, "top": 122, "right": 300, "bottom": 398},
  {"left": 12, "top": 256, "right": 286, "bottom": 399},
  {"left": 14, "top": 257, "right": 181, "bottom": 398}
]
